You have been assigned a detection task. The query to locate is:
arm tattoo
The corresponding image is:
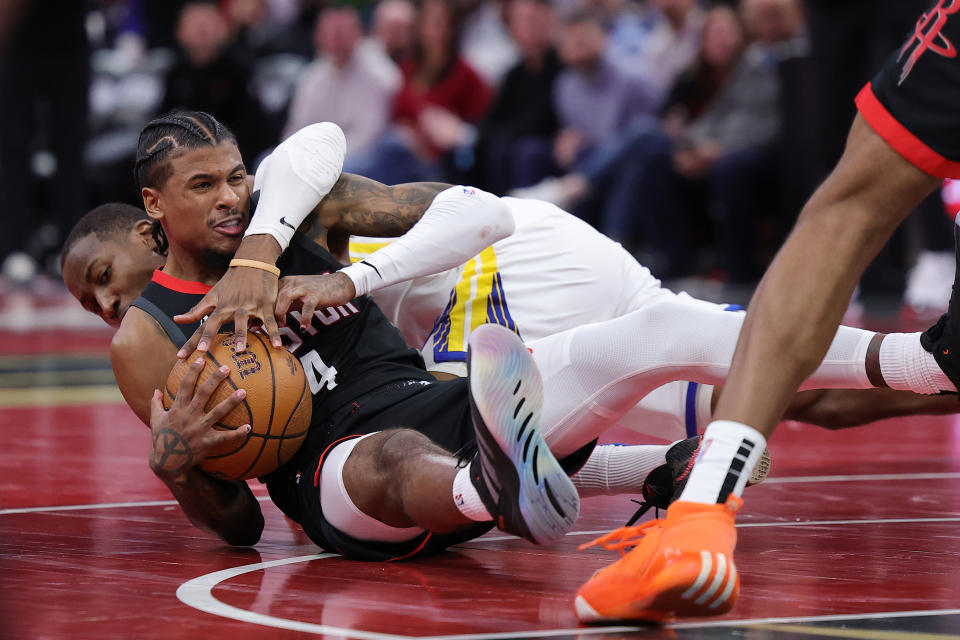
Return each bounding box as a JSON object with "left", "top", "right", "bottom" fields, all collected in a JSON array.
[
  {"left": 321, "top": 174, "right": 450, "bottom": 236},
  {"left": 151, "top": 427, "right": 194, "bottom": 475}
]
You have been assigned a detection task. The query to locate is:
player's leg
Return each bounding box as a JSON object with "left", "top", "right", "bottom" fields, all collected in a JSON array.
[{"left": 529, "top": 293, "right": 880, "bottom": 458}]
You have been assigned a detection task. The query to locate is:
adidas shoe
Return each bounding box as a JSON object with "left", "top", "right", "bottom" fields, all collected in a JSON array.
[
  {"left": 575, "top": 496, "right": 742, "bottom": 623},
  {"left": 466, "top": 324, "right": 580, "bottom": 545}
]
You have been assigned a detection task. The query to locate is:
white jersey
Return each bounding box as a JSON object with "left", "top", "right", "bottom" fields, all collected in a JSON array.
[{"left": 349, "top": 197, "right": 672, "bottom": 375}]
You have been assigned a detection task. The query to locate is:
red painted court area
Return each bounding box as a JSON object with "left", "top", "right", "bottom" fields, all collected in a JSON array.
[{"left": 4, "top": 326, "right": 960, "bottom": 639}]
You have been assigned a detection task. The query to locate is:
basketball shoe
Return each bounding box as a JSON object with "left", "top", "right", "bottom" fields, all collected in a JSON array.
[
  {"left": 574, "top": 496, "right": 742, "bottom": 623},
  {"left": 466, "top": 324, "right": 580, "bottom": 545},
  {"left": 921, "top": 224, "right": 960, "bottom": 393},
  {"left": 627, "top": 436, "right": 770, "bottom": 525}
]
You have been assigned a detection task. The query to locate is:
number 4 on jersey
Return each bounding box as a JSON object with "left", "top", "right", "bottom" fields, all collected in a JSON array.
[{"left": 300, "top": 350, "right": 338, "bottom": 393}]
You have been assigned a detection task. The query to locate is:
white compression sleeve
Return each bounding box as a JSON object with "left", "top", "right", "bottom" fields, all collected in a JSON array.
[
  {"left": 339, "top": 186, "right": 515, "bottom": 297},
  {"left": 245, "top": 122, "right": 346, "bottom": 251}
]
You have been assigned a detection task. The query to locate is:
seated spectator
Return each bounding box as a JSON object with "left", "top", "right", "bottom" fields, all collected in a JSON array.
[
  {"left": 363, "top": 0, "right": 417, "bottom": 70},
  {"left": 161, "top": 1, "right": 269, "bottom": 164},
  {"left": 283, "top": 6, "right": 399, "bottom": 167},
  {"left": 474, "top": 0, "right": 561, "bottom": 194},
  {"left": 460, "top": 0, "right": 520, "bottom": 87},
  {"left": 510, "top": 12, "right": 656, "bottom": 239},
  {"left": 378, "top": 0, "right": 492, "bottom": 183},
  {"left": 607, "top": 0, "right": 706, "bottom": 106},
  {"left": 515, "top": 5, "right": 785, "bottom": 282}
]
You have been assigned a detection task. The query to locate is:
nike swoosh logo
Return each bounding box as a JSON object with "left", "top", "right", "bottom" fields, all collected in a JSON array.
[{"left": 280, "top": 217, "right": 297, "bottom": 230}]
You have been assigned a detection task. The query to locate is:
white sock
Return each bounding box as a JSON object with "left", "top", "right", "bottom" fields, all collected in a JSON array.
[
  {"left": 677, "top": 420, "right": 767, "bottom": 505},
  {"left": 572, "top": 443, "right": 670, "bottom": 497},
  {"left": 879, "top": 332, "right": 955, "bottom": 394},
  {"left": 452, "top": 466, "right": 492, "bottom": 522}
]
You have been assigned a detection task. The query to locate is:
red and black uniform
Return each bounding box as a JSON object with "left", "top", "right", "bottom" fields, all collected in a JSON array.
[
  {"left": 857, "top": 0, "right": 960, "bottom": 177},
  {"left": 132, "top": 232, "right": 492, "bottom": 560}
]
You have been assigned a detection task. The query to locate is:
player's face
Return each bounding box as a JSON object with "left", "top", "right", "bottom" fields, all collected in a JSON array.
[
  {"left": 143, "top": 143, "right": 250, "bottom": 264},
  {"left": 62, "top": 226, "right": 165, "bottom": 328}
]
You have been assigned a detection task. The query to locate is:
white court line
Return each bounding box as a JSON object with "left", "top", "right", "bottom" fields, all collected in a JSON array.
[
  {"left": 177, "top": 553, "right": 960, "bottom": 640},
  {"left": 0, "top": 494, "right": 272, "bottom": 516},
  {"left": 764, "top": 472, "right": 960, "bottom": 484},
  {"left": 470, "top": 516, "right": 960, "bottom": 544},
  {"left": 176, "top": 554, "right": 652, "bottom": 639},
  {"left": 6, "top": 470, "right": 960, "bottom": 516},
  {"left": 668, "top": 607, "right": 960, "bottom": 629}
]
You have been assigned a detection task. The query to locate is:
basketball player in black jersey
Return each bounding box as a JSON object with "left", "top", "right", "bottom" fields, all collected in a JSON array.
[
  {"left": 84, "top": 110, "right": 616, "bottom": 559},
  {"left": 60, "top": 202, "right": 960, "bottom": 433}
]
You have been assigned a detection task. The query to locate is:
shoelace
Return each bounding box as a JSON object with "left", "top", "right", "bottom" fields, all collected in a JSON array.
[
  {"left": 625, "top": 498, "right": 660, "bottom": 527},
  {"left": 578, "top": 519, "right": 662, "bottom": 556}
]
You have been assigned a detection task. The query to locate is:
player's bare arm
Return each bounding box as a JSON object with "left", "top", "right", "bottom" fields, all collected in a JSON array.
[
  {"left": 713, "top": 115, "right": 941, "bottom": 432},
  {"left": 316, "top": 173, "right": 451, "bottom": 247},
  {"left": 111, "top": 308, "right": 264, "bottom": 545}
]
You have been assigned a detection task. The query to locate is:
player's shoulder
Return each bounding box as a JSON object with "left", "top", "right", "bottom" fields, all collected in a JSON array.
[{"left": 110, "top": 306, "right": 176, "bottom": 368}]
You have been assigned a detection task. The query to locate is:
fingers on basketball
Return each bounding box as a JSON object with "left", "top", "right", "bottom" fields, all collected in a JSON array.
[{"left": 164, "top": 331, "right": 311, "bottom": 480}]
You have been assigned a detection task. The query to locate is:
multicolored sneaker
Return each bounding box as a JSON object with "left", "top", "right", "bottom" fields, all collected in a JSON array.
[
  {"left": 627, "top": 436, "right": 769, "bottom": 526},
  {"left": 466, "top": 324, "right": 580, "bottom": 545},
  {"left": 575, "top": 496, "right": 742, "bottom": 623}
]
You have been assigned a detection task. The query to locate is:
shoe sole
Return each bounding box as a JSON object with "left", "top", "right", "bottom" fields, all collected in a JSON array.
[
  {"left": 748, "top": 447, "right": 771, "bottom": 486},
  {"left": 575, "top": 550, "right": 739, "bottom": 623},
  {"left": 467, "top": 324, "right": 580, "bottom": 544}
]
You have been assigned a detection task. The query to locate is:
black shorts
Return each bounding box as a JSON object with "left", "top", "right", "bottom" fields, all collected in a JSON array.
[
  {"left": 264, "top": 376, "right": 598, "bottom": 562},
  {"left": 265, "top": 377, "right": 490, "bottom": 561},
  {"left": 857, "top": 0, "right": 960, "bottom": 178}
]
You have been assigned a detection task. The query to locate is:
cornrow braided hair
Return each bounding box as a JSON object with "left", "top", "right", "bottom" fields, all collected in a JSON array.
[
  {"left": 134, "top": 110, "right": 237, "bottom": 190},
  {"left": 150, "top": 219, "right": 169, "bottom": 255}
]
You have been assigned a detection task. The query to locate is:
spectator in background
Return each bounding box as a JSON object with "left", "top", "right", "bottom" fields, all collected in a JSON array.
[
  {"left": 474, "top": 0, "right": 561, "bottom": 195},
  {"left": 367, "top": 0, "right": 417, "bottom": 68},
  {"left": 511, "top": 13, "right": 655, "bottom": 240},
  {"left": 656, "top": 2, "right": 784, "bottom": 283},
  {"left": 614, "top": 0, "right": 706, "bottom": 107},
  {"left": 284, "top": 5, "right": 399, "bottom": 168},
  {"left": 161, "top": 1, "right": 269, "bottom": 165},
  {"left": 361, "top": 0, "right": 415, "bottom": 77},
  {"left": 0, "top": 0, "right": 90, "bottom": 280},
  {"left": 385, "top": 0, "right": 491, "bottom": 183},
  {"left": 460, "top": 0, "right": 519, "bottom": 88}
]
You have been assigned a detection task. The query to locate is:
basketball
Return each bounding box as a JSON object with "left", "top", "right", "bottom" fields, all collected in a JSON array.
[{"left": 164, "top": 332, "right": 312, "bottom": 481}]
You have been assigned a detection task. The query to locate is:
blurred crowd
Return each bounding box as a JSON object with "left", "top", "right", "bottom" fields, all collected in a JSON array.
[{"left": 0, "top": 0, "right": 955, "bottom": 312}]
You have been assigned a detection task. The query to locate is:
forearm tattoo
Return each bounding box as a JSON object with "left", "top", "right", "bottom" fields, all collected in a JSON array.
[{"left": 324, "top": 175, "right": 450, "bottom": 236}]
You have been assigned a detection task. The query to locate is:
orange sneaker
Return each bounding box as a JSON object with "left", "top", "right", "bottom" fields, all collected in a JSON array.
[{"left": 574, "top": 496, "right": 742, "bottom": 624}]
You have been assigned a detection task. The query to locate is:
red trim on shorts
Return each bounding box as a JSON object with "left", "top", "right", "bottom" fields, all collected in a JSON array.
[
  {"left": 387, "top": 532, "right": 433, "bottom": 562},
  {"left": 855, "top": 83, "right": 960, "bottom": 179},
  {"left": 313, "top": 434, "right": 365, "bottom": 487},
  {"left": 151, "top": 269, "right": 213, "bottom": 295}
]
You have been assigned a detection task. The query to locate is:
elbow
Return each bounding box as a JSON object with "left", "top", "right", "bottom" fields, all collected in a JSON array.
[
  {"left": 221, "top": 512, "right": 265, "bottom": 547},
  {"left": 479, "top": 197, "right": 515, "bottom": 245}
]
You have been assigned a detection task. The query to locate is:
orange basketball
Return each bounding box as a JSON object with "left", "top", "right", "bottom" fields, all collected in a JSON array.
[{"left": 164, "top": 332, "right": 311, "bottom": 481}]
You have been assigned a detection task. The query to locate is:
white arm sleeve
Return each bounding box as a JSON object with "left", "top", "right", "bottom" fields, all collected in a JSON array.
[
  {"left": 245, "top": 122, "right": 346, "bottom": 251},
  {"left": 339, "top": 187, "right": 515, "bottom": 297}
]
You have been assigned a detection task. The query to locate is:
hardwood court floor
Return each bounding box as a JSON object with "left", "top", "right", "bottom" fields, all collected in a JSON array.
[{"left": 3, "top": 326, "right": 960, "bottom": 640}]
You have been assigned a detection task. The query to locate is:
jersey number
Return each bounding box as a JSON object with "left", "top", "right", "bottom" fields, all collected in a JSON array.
[{"left": 301, "top": 350, "right": 338, "bottom": 393}]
